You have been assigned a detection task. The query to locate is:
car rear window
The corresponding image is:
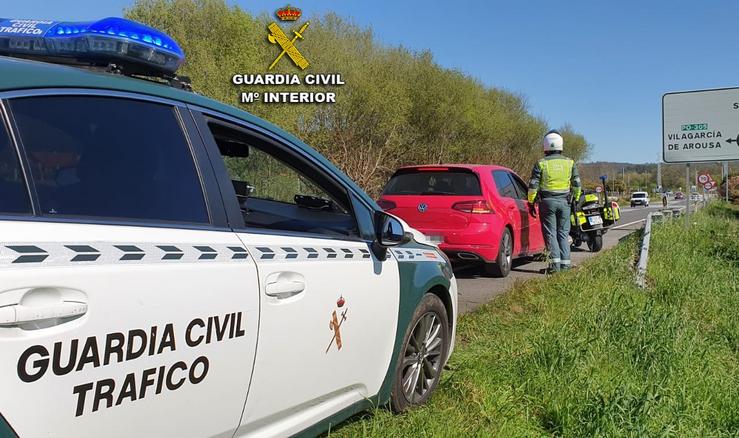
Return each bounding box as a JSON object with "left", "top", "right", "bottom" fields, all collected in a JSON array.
[{"left": 383, "top": 169, "right": 482, "bottom": 196}]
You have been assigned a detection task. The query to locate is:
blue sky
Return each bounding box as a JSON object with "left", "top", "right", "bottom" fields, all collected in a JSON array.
[{"left": 4, "top": 1, "right": 739, "bottom": 163}]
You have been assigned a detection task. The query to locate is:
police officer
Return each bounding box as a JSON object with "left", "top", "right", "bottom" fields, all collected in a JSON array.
[{"left": 527, "top": 130, "right": 582, "bottom": 273}]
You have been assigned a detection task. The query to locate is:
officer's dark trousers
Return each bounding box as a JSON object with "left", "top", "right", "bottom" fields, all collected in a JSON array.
[{"left": 539, "top": 198, "right": 571, "bottom": 271}]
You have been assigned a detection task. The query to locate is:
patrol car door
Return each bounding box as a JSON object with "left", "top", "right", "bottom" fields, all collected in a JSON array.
[
  {"left": 194, "top": 116, "right": 400, "bottom": 437},
  {"left": 0, "top": 95, "right": 259, "bottom": 438}
]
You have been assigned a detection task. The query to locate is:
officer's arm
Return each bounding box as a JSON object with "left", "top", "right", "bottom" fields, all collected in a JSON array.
[
  {"left": 571, "top": 162, "right": 582, "bottom": 201},
  {"left": 527, "top": 162, "right": 541, "bottom": 204}
]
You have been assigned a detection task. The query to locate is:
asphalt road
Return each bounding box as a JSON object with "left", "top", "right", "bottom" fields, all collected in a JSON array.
[{"left": 455, "top": 199, "right": 688, "bottom": 314}]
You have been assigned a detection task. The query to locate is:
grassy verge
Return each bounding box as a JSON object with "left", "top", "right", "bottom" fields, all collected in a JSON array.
[{"left": 331, "top": 202, "right": 739, "bottom": 437}]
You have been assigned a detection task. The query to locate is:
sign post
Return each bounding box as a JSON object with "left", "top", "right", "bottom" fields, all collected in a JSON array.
[
  {"left": 725, "top": 161, "right": 730, "bottom": 202},
  {"left": 685, "top": 164, "right": 690, "bottom": 228}
]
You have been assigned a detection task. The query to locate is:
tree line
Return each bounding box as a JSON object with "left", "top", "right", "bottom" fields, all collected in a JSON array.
[
  {"left": 127, "top": 0, "right": 591, "bottom": 197},
  {"left": 580, "top": 161, "right": 734, "bottom": 193}
]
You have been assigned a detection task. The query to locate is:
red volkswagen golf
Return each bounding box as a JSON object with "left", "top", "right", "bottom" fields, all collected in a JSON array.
[{"left": 378, "top": 165, "right": 545, "bottom": 277}]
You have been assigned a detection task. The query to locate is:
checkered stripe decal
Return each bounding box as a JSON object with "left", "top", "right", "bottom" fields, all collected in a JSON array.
[
  {"left": 0, "top": 243, "right": 249, "bottom": 267},
  {"left": 390, "top": 248, "right": 444, "bottom": 262},
  {"left": 249, "top": 246, "right": 372, "bottom": 262}
]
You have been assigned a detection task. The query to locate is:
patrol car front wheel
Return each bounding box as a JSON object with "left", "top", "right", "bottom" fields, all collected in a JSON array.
[{"left": 390, "top": 293, "right": 450, "bottom": 413}]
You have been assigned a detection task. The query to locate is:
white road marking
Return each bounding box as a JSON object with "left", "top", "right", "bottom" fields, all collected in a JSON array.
[{"left": 612, "top": 218, "right": 647, "bottom": 230}]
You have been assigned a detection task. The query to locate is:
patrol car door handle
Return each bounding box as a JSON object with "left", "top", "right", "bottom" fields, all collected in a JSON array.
[
  {"left": 0, "top": 301, "right": 88, "bottom": 326},
  {"left": 265, "top": 278, "right": 305, "bottom": 299}
]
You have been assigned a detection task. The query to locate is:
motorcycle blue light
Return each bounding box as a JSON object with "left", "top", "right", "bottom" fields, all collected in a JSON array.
[{"left": 0, "top": 17, "right": 184, "bottom": 74}]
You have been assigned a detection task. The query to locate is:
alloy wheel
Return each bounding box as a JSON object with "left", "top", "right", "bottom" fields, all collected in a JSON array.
[
  {"left": 400, "top": 312, "right": 444, "bottom": 403},
  {"left": 502, "top": 232, "right": 512, "bottom": 270}
]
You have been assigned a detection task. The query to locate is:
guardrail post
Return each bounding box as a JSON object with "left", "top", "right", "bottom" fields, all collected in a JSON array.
[{"left": 635, "top": 212, "right": 653, "bottom": 288}]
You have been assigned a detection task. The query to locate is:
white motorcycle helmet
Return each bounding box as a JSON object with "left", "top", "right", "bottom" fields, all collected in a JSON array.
[{"left": 543, "top": 130, "right": 564, "bottom": 152}]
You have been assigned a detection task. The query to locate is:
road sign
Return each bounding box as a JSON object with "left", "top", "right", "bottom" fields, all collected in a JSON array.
[
  {"left": 663, "top": 88, "right": 739, "bottom": 162},
  {"left": 697, "top": 173, "right": 709, "bottom": 184},
  {"left": 595, "top": 186, "right": 602, "bottom": 193},
  {"left": 704, "top": 181, "right": 713, "bottom": 190}
]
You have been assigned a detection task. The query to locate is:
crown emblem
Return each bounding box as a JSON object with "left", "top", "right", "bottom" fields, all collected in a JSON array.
[{"left": 276, "top": 5, "right": 302, "bottom": 21}]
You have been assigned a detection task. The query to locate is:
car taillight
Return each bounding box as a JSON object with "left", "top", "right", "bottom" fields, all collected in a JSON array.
[
  {"left": 452, "top": 200, "right": 494, "bottom": 214},
  {"left": 377, "top": 199, "right": 397, "bottom": 210}
]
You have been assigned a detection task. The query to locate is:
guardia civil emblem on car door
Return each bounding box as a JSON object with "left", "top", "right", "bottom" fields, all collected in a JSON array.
[{"left": 417, "top": 203, "right": 427, "bottom": 213}]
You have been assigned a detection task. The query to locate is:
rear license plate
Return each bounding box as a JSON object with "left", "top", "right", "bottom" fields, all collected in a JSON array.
[
  {"left": 588, "top": 216, "right": 603, "bottom": 225},
  {"left": 424, "top": 234, "right": 444, "bottom": 244}
]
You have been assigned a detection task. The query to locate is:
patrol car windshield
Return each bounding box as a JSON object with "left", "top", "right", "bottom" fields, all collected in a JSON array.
[{"left": 383, "top": 169, "right": 482, "bottom": 196}]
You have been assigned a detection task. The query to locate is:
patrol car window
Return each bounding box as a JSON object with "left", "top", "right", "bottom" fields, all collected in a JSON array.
[
  {"left": 0, "top": 121, "right": 31, "bottom": 214},
  {"left": 207, "top": 121, "right": 358, "bottom": 238},
  {"left": 492, "top": 170, "right": 517, "bottom": 199},
  {"left": 10, "top": 96, "right": 208, "bottom": 224}
]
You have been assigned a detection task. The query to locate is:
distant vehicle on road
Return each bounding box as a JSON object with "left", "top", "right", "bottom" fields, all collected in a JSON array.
[
  {"left": 630, "top": 191, "right": 650, "bottom": 207},
  {"left": 674, "top": 192, "right": 685, "bottom": 200},
  {"left": 378, "top": 165, "right": 545, "bottom": 277},
  {"left": 690, "top": 193, "right": 702, "bottom": 202}
]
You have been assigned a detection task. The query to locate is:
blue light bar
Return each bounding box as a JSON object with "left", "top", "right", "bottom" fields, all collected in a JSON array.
[{"left": 0, "top": 17, "right": 184, "bottom": 75}]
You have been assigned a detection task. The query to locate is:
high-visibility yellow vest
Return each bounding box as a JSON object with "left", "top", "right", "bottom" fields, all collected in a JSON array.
[{"left": 539, "top": 157, "right": 574, "bottom": 192}]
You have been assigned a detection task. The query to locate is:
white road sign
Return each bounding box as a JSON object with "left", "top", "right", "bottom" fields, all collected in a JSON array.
[{"left": 663, "top": 88, "right": 739, "bottom": 163}]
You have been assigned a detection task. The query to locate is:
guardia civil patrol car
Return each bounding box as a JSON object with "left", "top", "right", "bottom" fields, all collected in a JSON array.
[{"left": 0, "top": 18, "right": 457, "bottom": 438}]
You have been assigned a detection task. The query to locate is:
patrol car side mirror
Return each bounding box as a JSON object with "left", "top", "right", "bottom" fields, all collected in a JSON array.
[
  {"left": 372, "top": 212, "right": 406, "bottom": 260},
  {"left": 375, "top": 212, "right": 406, "bottom": 247}
]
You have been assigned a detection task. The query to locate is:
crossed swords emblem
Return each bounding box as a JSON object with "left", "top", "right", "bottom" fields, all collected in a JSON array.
[
  {"left": 326, "top": 308, "right": 348, "bottom": 353},
  {"left": 268, "top": 21, "right": 310, "bottom": 70}
]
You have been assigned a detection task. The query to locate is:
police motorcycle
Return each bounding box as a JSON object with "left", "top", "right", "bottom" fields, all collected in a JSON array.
[{"left": 570, "top": 191, "right": 620, "bottom": 252}]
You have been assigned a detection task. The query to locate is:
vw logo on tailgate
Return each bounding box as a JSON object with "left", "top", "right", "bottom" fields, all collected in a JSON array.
[{"left": 417, "top": 203, "right": 428, "bottom": 213}]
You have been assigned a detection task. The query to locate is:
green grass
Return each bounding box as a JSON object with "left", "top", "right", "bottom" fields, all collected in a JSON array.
[{"left": 330, "top": 202, "right": 739, "bottom": 437}]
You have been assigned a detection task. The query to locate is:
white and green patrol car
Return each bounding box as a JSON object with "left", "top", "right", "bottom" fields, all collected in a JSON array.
[{"left": 0, "top": 18, "right": 457, "bottom": 438}]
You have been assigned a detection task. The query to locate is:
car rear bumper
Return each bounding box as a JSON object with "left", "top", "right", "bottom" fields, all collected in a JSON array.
[
  {"left": 439, "top": 244, "right": 498, "bottom": 263},
  {"left": 411, "top": 222, "right": 501, "bottom": 263}
]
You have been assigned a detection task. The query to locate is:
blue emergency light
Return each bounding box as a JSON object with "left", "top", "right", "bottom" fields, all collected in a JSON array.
[{"left": 0, "top": 17, "right": 184, "bottom": 75}]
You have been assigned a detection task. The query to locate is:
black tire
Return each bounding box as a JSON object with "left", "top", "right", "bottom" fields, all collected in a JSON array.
[
  {"left": 484, "top": 228, "right": 512, "bottom": 277},
  {"left": 572, "top": 239, "right": 582, "bottom": 248},
  {"left": 587, "top": 234, "right": 603, "bottom": 252},
  {"left": 390, "top": 293, "right": 450, "bottom": 413}
]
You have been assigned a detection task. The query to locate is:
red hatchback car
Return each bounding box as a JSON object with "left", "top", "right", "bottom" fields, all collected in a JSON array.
[{"left": 378, "top": 165, "right": 545, "bottom": 277}]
